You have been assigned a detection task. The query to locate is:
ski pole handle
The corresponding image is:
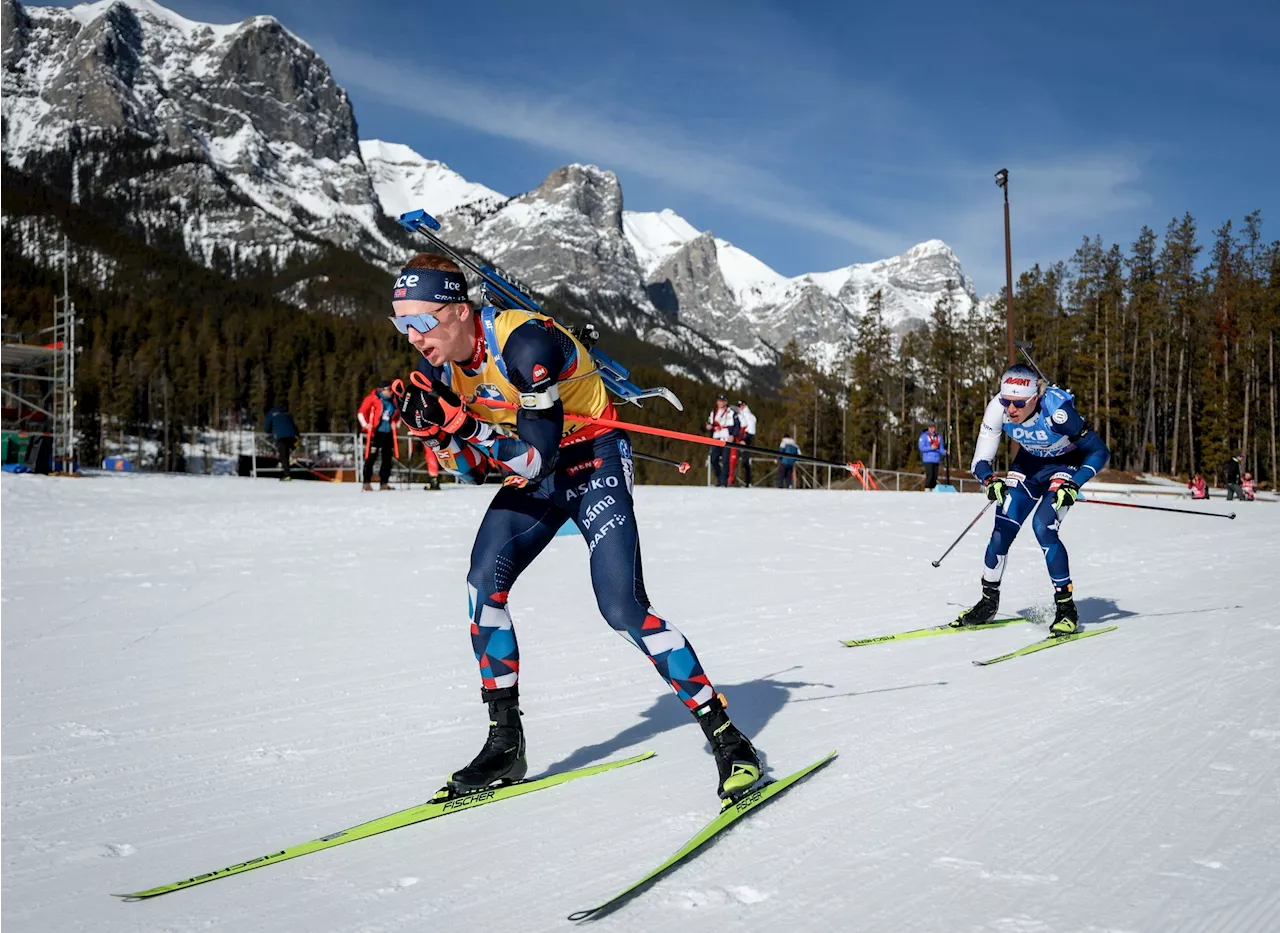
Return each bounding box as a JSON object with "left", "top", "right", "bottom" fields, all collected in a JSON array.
[{"left": 931, "top": 500, "right": 993, "bottom": 568}]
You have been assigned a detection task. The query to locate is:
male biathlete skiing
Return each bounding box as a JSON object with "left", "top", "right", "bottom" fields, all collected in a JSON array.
[
  {"left": 387, "top": 253, "right": 762, "bottom": 807},
  {"left": 953, "top": 363, "right": 1110, "bottom": 635}
]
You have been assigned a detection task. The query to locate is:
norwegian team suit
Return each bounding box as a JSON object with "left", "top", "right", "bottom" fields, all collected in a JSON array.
[
  {"left": 970, "top": 387, "right": 1110, "bottom": 588},
  {"left": 419, "top": 307, "right": 717, "bottom": 712}
]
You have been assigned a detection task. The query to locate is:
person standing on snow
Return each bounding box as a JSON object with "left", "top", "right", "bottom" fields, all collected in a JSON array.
[
  {"left": 358, "top": 381, "right": 400, "bottom": 491},
  {"left": 777, "top": 435, "right": 800, "bottom": 488},
  {"left": 705, "top": 395, "right": 739, "bottom": 487},
  {"left": 734, "top": 401, "right": 758, "bottom": 486},
  {"left": 1224, "top": 454, "right": 1246, "bottom": 501},
  {"left": 388, "top": 253, "right": 761, "bottom": 806},
  {"left": 952, "top": 363, "right": 1110, "bottom": 636},
  {"left": 917, "top": 422, "right": 946, "bottom": 490},
  {"left": 263, "top": 405, "right": 300, "bottom": 482}
]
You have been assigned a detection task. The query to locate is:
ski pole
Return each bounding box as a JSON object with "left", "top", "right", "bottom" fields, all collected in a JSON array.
[
  {"left": 634, "top": 451, "right": 691, "bottom": 474},
  {"left": 1080, "top": 498, "right": 1236, "bottom": 520},
  {"left": 931, "top": 500, "right": 993, "bottom": 568},
  {"left": 468, "top": 397, "right": 858, "bottom": 475}
]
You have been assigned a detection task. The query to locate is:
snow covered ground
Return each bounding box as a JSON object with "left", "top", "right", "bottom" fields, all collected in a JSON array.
[{"left": 3, "top": 473, "right": 1278, "bottom": 932}]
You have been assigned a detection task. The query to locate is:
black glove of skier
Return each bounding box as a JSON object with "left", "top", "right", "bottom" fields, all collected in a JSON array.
[
  {"left": 984, "top": 475, "right": 1009, "bottom": 505},
  {"left": 1053, "top": 479, "right": 1081, "bottom": 512},
  {"left": 400, "top": 372, "right": 481, "bottom": 439}
]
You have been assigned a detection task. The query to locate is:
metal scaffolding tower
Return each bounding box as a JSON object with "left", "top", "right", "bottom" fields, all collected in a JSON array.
[{"left": 1, "top": 237, "right": 78, "bottom": 470}]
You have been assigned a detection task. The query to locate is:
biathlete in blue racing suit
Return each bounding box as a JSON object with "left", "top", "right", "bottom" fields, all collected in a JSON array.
[
  {"left": 953, "top": 364, "right": 1110, "bottom": 635},
  {"left": 386, "top": 253, "right": 761, "bottom": 806}
]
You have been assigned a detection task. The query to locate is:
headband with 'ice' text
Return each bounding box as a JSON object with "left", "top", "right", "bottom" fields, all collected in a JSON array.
[{"left": 392, "top": 268, "right": 468, "bottom": 303}]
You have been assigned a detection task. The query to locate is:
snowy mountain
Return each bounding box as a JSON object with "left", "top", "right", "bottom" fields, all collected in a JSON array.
[
  {"left": 628, "top": 210, "right": 980, "bottom": 349},
  {"left": 365, "top": 142, "right": 981, "bottom": 363},
  {"left": 4, "top": 0, "right": 979, "bottom": 384},
  {"left": 1, "top": 0, "right": 404, "bottom": 275},
  {"left": 359, "top": 140, "right": 504, "bottom": 221}
]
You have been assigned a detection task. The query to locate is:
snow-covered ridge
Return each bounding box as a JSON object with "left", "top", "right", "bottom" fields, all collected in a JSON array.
[
  {"left": 364, "top": 140, "right": 981, "bottom": 359},
  {"left": 360, "top": 140, "right": 504, "bottom": 221}
]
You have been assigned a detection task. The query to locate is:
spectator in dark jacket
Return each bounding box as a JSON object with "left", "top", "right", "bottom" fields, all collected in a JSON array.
[
  {"left": 917, "top": 422, "right": 946, "bottom": 490},
  {"left": 263, "top": 406, "right": 300, "bottom": 481},
  {"left": 777, "top": 435, "right": 800, "bottom": 489},
  {"left": 1224, "top": 454, "right": 1246, "bottom": 501}
]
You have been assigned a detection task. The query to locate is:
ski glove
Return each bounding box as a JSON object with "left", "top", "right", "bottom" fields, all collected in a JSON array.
[
  {"left": 984, "top": 475, "right": 1009, "bottom": 505},
  {"left": 1053, "top": 479, "right": 1081, "bottom": 512},
  {"left": 401, "top": 372, "right": 483, "bottom": 440}
]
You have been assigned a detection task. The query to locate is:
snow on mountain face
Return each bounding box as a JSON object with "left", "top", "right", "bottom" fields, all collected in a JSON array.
[
  {"left": 2, "top": 0, "right": 400, "bottom": 272},
  {"left": 633, "top": 212, "right": 979, "bottom": 354},
  {"left": 437, "top": 163, "right": 654, "bottom": 318},
  {"left": 360, "top": 140, "right": 504, "bottom": 221},
  {"left": 621, "top": 209, "right": 700, "bottom": 278},
  {"left": 360, "top": 139, "right": 980, "bottom": 361}
]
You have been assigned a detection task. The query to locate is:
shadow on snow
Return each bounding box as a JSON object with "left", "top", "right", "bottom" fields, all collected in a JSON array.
[{"left": 541, "top": 668, "right": 946, "bottom": 777}]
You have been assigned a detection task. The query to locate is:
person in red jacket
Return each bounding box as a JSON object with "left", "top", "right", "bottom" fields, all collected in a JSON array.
[
  {"left": 1188, "top": 473, "right": 1208, "bottom": 500},
  {"left": 358, "top": 381, "right": 400, "bottom": 490}
]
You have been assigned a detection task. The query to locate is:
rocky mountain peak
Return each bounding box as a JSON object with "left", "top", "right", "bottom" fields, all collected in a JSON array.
[
  {"left": 531, "top": 163, "right": 625, "bottom": 232},
  {"left": 3, "top": 0, "right": 400, "bottom": 275}
]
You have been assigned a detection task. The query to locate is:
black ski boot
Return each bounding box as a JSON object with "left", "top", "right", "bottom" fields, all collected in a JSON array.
[
  {"left": 694, "top": 693, "right": 762, "bottom": 808},
  {"left": 441, "top": 689, "right": 527, "bottom": 797},
  {"left": 951, "top": 579, "right": 1001, "bottom": 627},
  {"left": 1050, "top": 584, "right": 1079, "bottom": 636}
]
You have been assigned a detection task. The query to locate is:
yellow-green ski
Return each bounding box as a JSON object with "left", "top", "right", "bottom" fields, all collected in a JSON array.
[
  {"left": 568, "top": 750, "right": 836, "bottom": 922},
  {"left": 973, "top": 625, "right": 1119, "bottom": 666},
  {"left": 114, "top": 751, "right": 654, "bottom": 899},
  {"left": 842, "top": 617, "right": 1028, "bottom": 647}
]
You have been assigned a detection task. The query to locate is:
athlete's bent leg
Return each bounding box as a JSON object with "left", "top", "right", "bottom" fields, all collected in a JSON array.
[
  {"left": 564, "top": 437, "right": 762, "bottom": 801},
  {"left": 445, "top": 488, "right": 566, "bottom": 794},
  {"left": 466, "top": 487, "right": 566, "bottom": 694}
]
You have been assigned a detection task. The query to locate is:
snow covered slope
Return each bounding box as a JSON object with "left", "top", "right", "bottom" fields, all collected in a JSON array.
[
  {"left": 360, "top": 140, "right": 504, "bottom": 221},
  {"left": 3, "top": 474, "right": 1277, "bottom": 932}
]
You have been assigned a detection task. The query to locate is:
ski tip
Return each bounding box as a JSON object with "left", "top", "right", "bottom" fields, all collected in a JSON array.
[{"left": 567, "top": 908, "right": 596, "bottom": 922}]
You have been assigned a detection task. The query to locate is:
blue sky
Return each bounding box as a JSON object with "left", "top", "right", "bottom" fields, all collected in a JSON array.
[{"left": 61, "top": 1, "right": 1280, "bottom": 289}]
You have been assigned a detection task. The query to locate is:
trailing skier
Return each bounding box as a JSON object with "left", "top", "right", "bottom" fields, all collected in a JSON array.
[
  {"left": 387, "top": 250, "right": 762, "bottom": 807},
  {"left": 953, "top": 363, "right": 1110, "bottom": 635}
]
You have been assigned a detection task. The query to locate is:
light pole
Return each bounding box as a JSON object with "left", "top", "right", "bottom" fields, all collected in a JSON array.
[{"left": 995, "top": 168, "right": 1014, "bottom": 366}]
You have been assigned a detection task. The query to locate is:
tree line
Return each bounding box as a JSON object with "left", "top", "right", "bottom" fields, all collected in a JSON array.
[
  {"left": 3, "top": 172, "right": 1275, "bottom": 488},
  {"left": 771, "top": 211, "right": 1278, "bottom": 488}
]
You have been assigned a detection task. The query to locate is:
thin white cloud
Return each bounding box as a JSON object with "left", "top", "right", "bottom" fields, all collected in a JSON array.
[
  {"left": 318, "top": 38, "right": 1152, "bottom": 291},
  {"left": 318, "top": 40, "right": 906, "bottom": 258}
]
